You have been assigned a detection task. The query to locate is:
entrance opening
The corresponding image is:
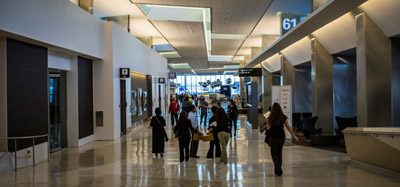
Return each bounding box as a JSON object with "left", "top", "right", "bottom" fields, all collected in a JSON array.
[
  {"left": 49, "top": 70, "right": 67, "bottom": 152},
  {"left": 120, "top": 79, "right": 127, "bottom": 136}
]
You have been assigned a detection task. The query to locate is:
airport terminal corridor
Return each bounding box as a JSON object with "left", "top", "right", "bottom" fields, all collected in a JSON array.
[{"left": 1, "top": 117, "right": 399, "bottom": 186}]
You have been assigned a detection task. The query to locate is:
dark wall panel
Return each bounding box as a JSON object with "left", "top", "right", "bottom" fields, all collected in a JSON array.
[
  {"left": 146, "top": 75, "right": 153, "bottom": 117},
  {"left": 7, "top": 39, "right": 48, "bottom": 151},
  {"left": 294, "top": 69, "right": 312, "bottom": 113},
  {"left": 78, "top": 57, "right": 94, "bottom": 139},
  {"left": 333, "top": 56, "right": 357, "bottom": 119},
  {"left": 392, "top": 38, "right": 400, "bottom": 127}
]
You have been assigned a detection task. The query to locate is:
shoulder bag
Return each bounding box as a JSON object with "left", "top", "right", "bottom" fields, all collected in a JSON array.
[{"left": 155, "top": 117, "right": 169, "bottom": 142}]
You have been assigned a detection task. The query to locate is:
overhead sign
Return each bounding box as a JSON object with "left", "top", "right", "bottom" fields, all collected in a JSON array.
[
  {"left": 158, "top": 77, "right": 166, "bottom": 84},
  {"left": 119, "top": 68, "right": 130, "bottom": 78},
  {"left": 238, "top": 68, "right": 262, "bottom": 77},
  {"left": 281, "top": 13, "right": 304, "bottom": 35}
]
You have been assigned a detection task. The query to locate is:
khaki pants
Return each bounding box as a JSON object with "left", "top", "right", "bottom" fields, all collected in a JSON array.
[{"left": 218, "top": 131, "right": 230, "bottom": 163}]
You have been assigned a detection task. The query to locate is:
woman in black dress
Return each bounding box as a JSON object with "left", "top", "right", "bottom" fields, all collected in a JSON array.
[
  {"left": 267, "top": 103, "right": 299, "bottom": 176},
  {"left": 174, "top": 111, "right": 193, "bottom": 162},
  {"left": 150, "top": 108, "right": 168, "bottom": 158}
]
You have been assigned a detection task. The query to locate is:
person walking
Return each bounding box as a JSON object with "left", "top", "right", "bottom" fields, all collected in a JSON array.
[
  {"left": 227, "top": 99, "right": 239, "bottom": 137},
  {"left": 174, "top": 111, "right": 193, "bottom": 162},
  {"left": 206, "top": 106, "right": 221, "bottom": 159},
  {"left": 267, "top": 103, "right": 299, "bottom": 176},
  {"left": 150, "top": 108, "right": 168, "bottom": 158},
  {"left": 181, "top": 96, "right": 192, "bottom": 113},
  {"left": 216, "top": 108, "right": 230, "bottom": 164},
  {"left": 199, "top": 97, "right": 209, "bottom": 127},
  {"left": 168, "top": 97, "right": 180, "bottom": 126},
  {"left": 188, "top": 105, "right": 200, "bottom": 158}
]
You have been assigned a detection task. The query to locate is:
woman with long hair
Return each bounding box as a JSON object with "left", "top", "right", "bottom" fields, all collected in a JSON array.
[
  {"left": 267, "top": 103, "right": 299, "bottom": 176},
  {"left": 216, "top": 108, "right": 230, "bottom": 164},
  {"left": 174, "top": 111, "right": 193, "bottom": 162}
]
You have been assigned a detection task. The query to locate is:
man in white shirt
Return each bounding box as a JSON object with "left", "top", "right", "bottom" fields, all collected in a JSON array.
[{"left": 188, "top": 105, "right": 200, "bottom": 158}]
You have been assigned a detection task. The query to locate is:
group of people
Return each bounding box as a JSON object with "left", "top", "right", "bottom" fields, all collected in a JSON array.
[{"left": 151, "top": 95, "right": 299, "bottom": 176}]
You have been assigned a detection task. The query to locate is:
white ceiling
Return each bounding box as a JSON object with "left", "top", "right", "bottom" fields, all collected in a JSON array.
[{"left": 92, "top": 0, "right": 325, "bottom": 73}]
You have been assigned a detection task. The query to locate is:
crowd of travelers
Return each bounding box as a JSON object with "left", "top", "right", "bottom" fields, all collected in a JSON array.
[{"left": 150, "top": 93, "right": 298, "bottom": 176}]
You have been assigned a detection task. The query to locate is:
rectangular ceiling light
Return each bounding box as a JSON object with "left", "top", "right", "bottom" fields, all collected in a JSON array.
[
  {"left": 169, "top": 63, "right": 191, "bottom": 69},
  {"left": 233, "top": 56, "right": 245, "bottom": 61},
  {"left": 211, "top": 33, "right": 247, "bottom": 40},
  {"left": 208, "top": 55, "right": 234, "bottom": 62},
  {"left": 223, "top": 70, "right": 237, "bottom": 75},
  {"left": 223, "top": 65, "right": 241, "bottom": 69},
  {"left": 159, "top": 51, "right": 181, "bottom": 58},
  {"left": 138, "top": 4, "right": 204, "bottom": 22}
]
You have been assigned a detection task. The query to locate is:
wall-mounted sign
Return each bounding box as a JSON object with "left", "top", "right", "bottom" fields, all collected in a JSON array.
[
  {"left": 238, "top": 68, "right": 262, "bottom": 77},
  {"left": 158, "top": 77, "right": 166, "bottom": 84},
  {"left": 244, "top": 77, "right": 251, "bottom": 82},
  {"left": 119, "top": 68, "right": 130, "bottom": 78},
  {"left": 281, "top": 13, "right": 304, "bottom": 35},
  {"left": 168, "top": 72, "right": 177, "bottom": 79}
]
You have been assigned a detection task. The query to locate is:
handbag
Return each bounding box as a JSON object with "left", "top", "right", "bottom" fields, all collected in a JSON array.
[
  {"left": 155, "top": 117, "right": 169, "bottom": 142},
  {"left": 264, "top": 129, "right": 271, "bottom": 145}
]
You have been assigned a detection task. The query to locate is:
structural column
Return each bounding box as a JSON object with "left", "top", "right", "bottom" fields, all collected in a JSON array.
[
  {"left": 261, "top": 35, "right": 278, "bottom": 111},
  {"left": 262, "top": 69, "right": 273, "bottom": 112},
  {"left": 356, "top": 13, "right": 391, "bottom": 127},
  {"left": 280, "top": 55, "right": 296, "bottom": 112},
  {"left": 311, "top": 38, "right": 334, "bottom": 133},
  {"left": 239, "top": 61, "right": 246, "bottom": 108}
]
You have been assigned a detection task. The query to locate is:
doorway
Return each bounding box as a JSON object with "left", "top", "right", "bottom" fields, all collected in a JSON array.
[
  {"left": 120, "top": 79, "right": 127, "bottom": 136},
  {"left": 49, "top": 70, "right": 67, "bottom": 153}
]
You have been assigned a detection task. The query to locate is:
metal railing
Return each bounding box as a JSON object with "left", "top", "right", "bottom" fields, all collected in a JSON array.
[{"left": 0, "top": 134, "right": 49, "bottom": 171}]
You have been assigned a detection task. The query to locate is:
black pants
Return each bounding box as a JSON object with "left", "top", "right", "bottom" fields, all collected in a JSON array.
[
  {"left": 178, "top": 136, "right": 190, "bottom": 162},
  {"left": 190, "top": 139, "right": 199, "bottom": 157},
  {"left": 200, "top": 111, "right": 208, "bottom": 126},
  {"left": 230, "top": 118, "right": 237, "bottom": 136},
  {"left": 269, "top": 138, "right": 285, "bottom": 175},
  {"left": 170, "top": 112, "right": 178, "bottom": 126},
  {"left": 190, "top": 129, "right": 199, "bottom": 156},
  {"left": 206, "top": 138, "right": 221, "bottom": 158}
]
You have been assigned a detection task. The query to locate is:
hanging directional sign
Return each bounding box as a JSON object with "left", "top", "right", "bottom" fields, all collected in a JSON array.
[{"left": 238, "top": 68, "right": 262, "bottom": 77}]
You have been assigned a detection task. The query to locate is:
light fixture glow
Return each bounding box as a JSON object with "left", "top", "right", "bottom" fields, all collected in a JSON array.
[{"left": 169, "top": 63, "right": 191, "bottom": 69}]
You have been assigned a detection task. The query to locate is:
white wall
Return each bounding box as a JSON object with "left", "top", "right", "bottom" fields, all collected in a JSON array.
[
  {"left": 93, "top": 23, "right": 115, "bottom": 140},
  {"left": 111, "top": 22, "right": 168, "bottom": 138},
  {"left": 48, "top": 50, "right": 73, "bottom": 71},
  {"left": 94, "top": 22, "right": 168, "bottom": 140},
  {"left": 0, "top": 0, "right": 103, "bottom": 59}
]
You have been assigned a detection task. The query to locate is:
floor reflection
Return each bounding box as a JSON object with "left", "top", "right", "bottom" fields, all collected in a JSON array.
[{"left": 0, "top": 117, "right": 399, "bottom": 186}]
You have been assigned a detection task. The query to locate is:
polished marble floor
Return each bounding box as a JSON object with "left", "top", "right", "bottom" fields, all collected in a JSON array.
[{"left": 1, "top": 117, "right": 400, "bottom": 187}]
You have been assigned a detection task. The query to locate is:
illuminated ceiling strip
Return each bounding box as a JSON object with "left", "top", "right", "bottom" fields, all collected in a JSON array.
[
  {"left": 208, "top": 55, "right": 233, "bottom": 62},
  {"left": 211, "top": 33, "right": 247, "bottom": 40}
]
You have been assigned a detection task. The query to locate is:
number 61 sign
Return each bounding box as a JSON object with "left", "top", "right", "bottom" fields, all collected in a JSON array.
[{"left": 281, "top": 13, "right": 304, "bottom": 35}]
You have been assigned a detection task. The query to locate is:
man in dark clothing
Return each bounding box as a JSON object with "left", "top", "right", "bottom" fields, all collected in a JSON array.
[
  {"left": 199, "top": 97, "right": 209, "bottom": 127},
  {"left": 216, "top": 108, "right": 230, "bottom": 164}
]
